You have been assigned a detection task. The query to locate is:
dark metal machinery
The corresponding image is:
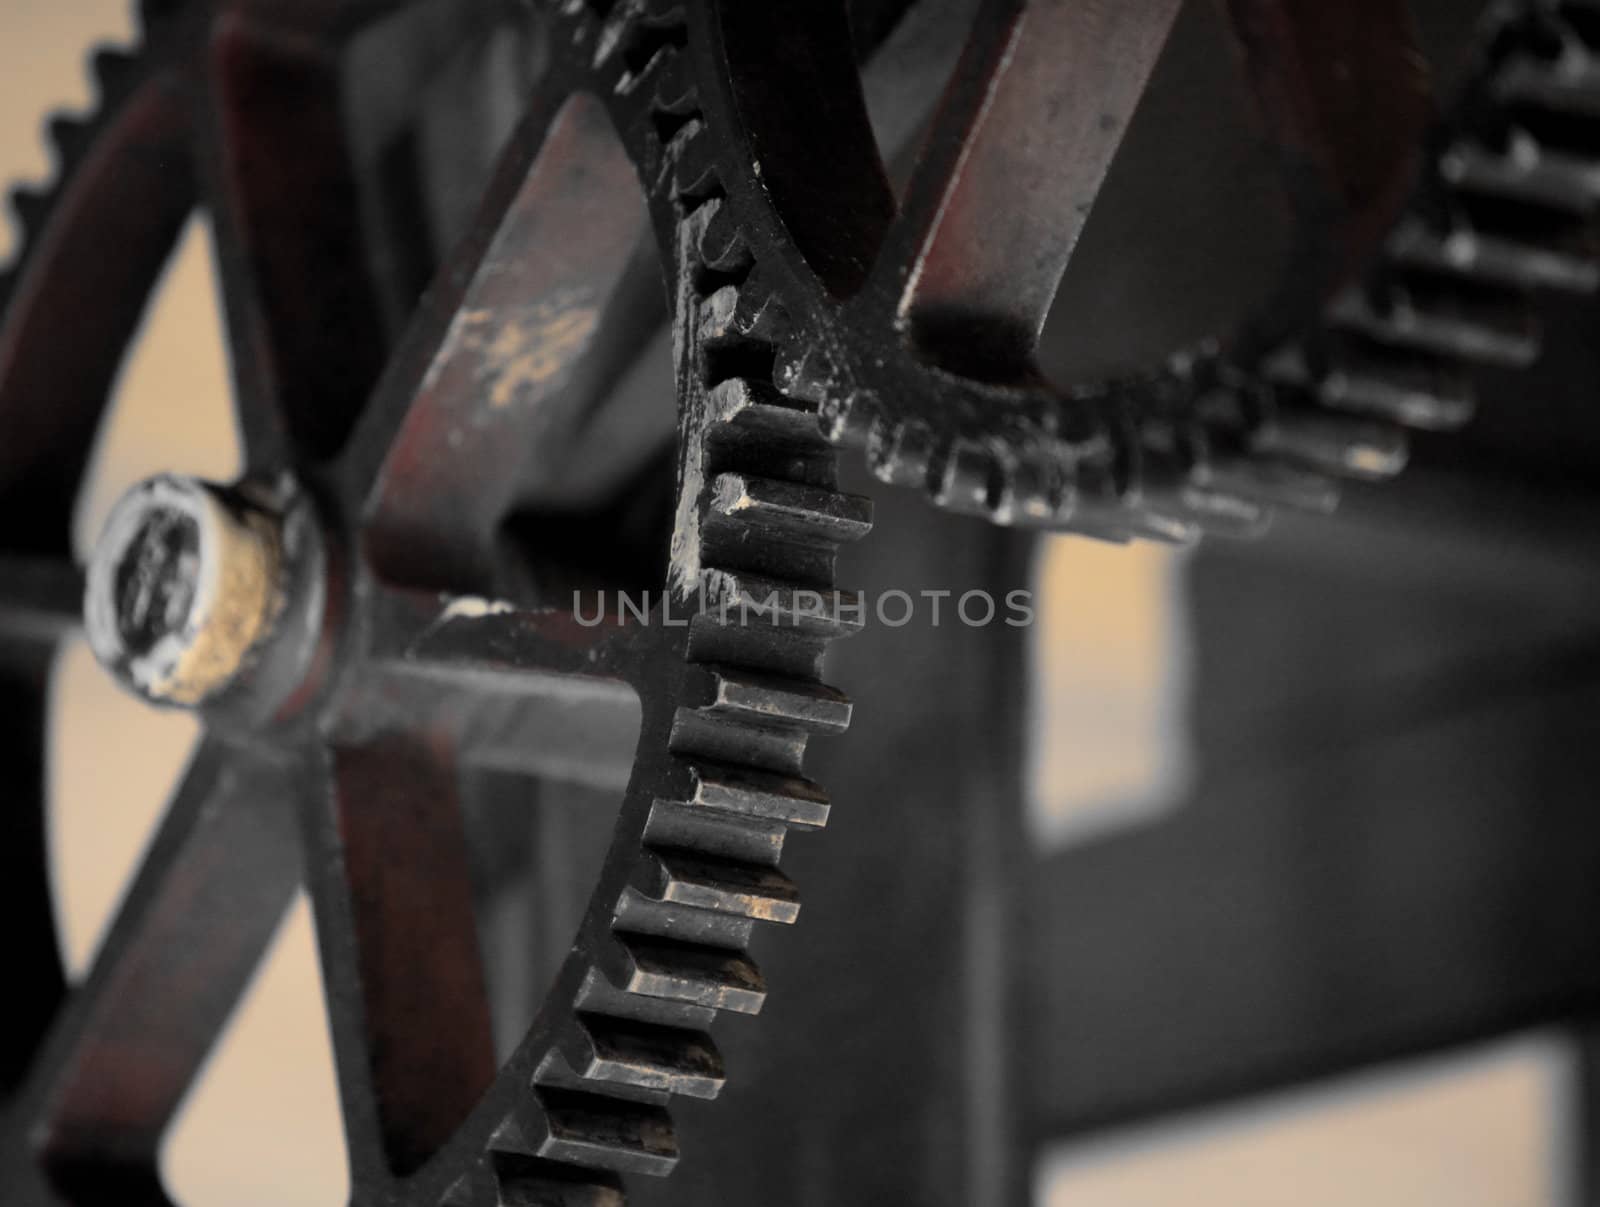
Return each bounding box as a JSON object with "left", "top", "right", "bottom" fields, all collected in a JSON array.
[{"left": 4, "top": 0, "right": 1600, "bottom": 1203}]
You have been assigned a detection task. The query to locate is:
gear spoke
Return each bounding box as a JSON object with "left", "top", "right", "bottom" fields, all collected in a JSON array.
[
  {"left": 337, "top": 592, "right": 645, "bottom": 787},
  {"left": 366, "top": 588, "right": 646, "bottom": 691},
  {"left": 0, "top": 66, "right": 192, "bottom": 554},
  {"left": 197, "top": 7, "right": 390, "bottom": 470},
  {"left": 883, "top": 0, "right": 1184, "bottom": 377},
  {"left": 302, "top": 738, "right": 497, "bottom": 1183},
  {"left": 460, "top": 692, "right": 642, "bottom": 789},
  {"left": 20, "top": 740, "right": 299, "bottom": 1182},
  {"left": 345, "top": 90, "right": 653, "bottom": 589}
]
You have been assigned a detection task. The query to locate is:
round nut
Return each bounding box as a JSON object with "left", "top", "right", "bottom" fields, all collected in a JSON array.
[{"left": 84, "top": 475, "right": 282, "bottom": 706}]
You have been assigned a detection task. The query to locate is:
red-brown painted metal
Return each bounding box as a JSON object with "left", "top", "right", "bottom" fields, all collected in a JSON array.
[
  {"left": 312, "top": 738, "right": 495, "bottom": 1178},
  {"left": 1221, "top": 0, "right": 1434, "bottom": 333},
  {"left": 889, "top": 0, "right": 1186, "bottom": 377},
  {"left": 202, "top": 8, "right": 390, "bottom": 466},
  {"left": 358, "top": 92, "right": 649, "bottom": 589},
  {"left": 29, "top": 744, "right": 299, "bottom": 1175}
]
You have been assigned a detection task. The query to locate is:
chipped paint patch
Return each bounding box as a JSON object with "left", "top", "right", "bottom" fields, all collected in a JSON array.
[
  {"left": 482, "top": 304, "right": 599, "bottom": 409},
  {"left": 410, "top": 595, "right": 518, "bottom": 655},
  {"left": 420, "top": 297, "right": 600, "bottom": 414},
  {"left": 713, "top": 474, "right": 754, "bottom": 514},
  {"left": 438, "top": 596, "right": 516, "bottom": 622}
]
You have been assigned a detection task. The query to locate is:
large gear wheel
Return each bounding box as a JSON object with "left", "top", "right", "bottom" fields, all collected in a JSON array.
[
  {"left": 3, "top": 0, "right": 1597, "bottom": 1204},
  {"left": 0, "top": 1, "right": 867, "bottom": 1202}
]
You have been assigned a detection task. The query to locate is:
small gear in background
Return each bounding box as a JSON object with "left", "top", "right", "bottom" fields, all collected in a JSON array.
[{"left": 691, "top": 0, "right": 1600, "bottom": 540}]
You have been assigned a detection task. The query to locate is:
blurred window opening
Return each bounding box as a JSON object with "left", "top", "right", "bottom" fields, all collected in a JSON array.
[
  {"left": 1027, "top": 537, "right": 1194, "bottom": 849},
  {"left": 1037, "top": 1033, "right": 1576, "bottom": 1206}
]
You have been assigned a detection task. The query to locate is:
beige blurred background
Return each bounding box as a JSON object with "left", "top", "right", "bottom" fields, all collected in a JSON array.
[
  {"left": 0, "top": 2, "right": 1572, "bottom": 1203},
  {"left": 3, "top": 4, "right": 345, "bottom": 1204}
]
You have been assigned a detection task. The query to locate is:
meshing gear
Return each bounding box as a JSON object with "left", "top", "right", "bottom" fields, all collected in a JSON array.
[{"left": 0, "top": 0, "right": 1596, "bottom": 1202}]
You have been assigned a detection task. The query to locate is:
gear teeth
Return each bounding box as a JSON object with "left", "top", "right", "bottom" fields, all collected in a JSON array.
[
  {"left": 6, "top": 5, "right": 867, "bottom": 1203},
  {"left": 1250, "top": 398, "right": 1410, "bottom": 479},
  {"left": 643, "top": 800, "right": 788, "bottom": 867},
  {"left": 1, "top": 36, "right": 153, "bottom": 299},
  {"left": 624, "top": 0, "right": 1600, "bottom": 559},
  {"left": 136, "top": 0, "right": 184, "bottom": 24},
  {"left": 668, "top": 758, "right": 831, "bottom": 828},
  {"left": 697, "top": 199, "right": 752, "bottom": 273},
  {"left": 696, "top": 570, "right": 865, "bottom": 638},
  {"left": 1131, "top": 433, "right": 1265, "bottom": 540},
  {"left": 816, "top": 383, "right": 878, "bottom": 445},
  {"left": 1149, "top": 486, "right": 1267, "bottom": 540},
  {"left": 1271, "top": 337, "right": 1476, "bottom": 429},
  {"left": 773, "top": 339, "right": 841, "bottom": 406},
  {"left": 635, "top": 847, "right": 801, "bottom": 923},
  {"left": 649, "top": 48, "right": 700, "bottom": 116},
  {"left": 46, "top": 114, "right": 88, "bottom": 167},
  {"left": 488, "top": 1156, "right": 625, "bottom": 1207},
  {"left": 1388, "top": 199, "right": 1600, "bottom": 291},
  {"left": 1200, "top": 455, "right": 1342, "bottom": 513},
  {"left": 697, "top": 286, "right": 746, "bottom": 346},
  {"left": 698, "top": 280, "right": 786, "bottom": 346},
  {"left": 665, "top": 120, "right": 720, "bottom": 201},
  {"left": 608, "top": 933, "right": 767, "bottom": 1014},
  {"left": 1442, "top": 120, "right": 1600, "bottom": 209},
  {"left": 90, "top": 45, "right": 138, "bottom": 93},
  {"left": 1327, "top": 272, "right": 1539, "bottom": 367},
  {"left": 1492, "top": 20, "right": 1600, "bottom": 117},
  {"left": 680, "top": 664, "right": 853, "bottom": 735},
  {"left": 8, "top": 186, "right": 50, "bottom": 234},
  {"left": 1069, "top": 503, "right": 1194, "bottom": 545},
  {"left": 866, "top": 416, "right": 938, "bottom": 488},
  {"left": 1556, "top": 3, "right": 1600, "bottom": 50},
  {"left": 929, "top": 439, "right": 1004, "bottom": 518},
  {"left": 573, "top": 969, "right": 717, "bottom": 1039},
  {"left": 567, "top": 1012, "right": 726, "bottom": 1099},
  {"left": 1005, "top": 453, "right": 1077, "bottom": 528},
  {"left": 632, "top": 45, "right": 696, "bottom": 115},
  {"left": 530, "top": 1088, "right": 678, "bottom": 1177},
  {"left": 707, "top": 472, "right": 872, "bottom": 544},
  {"left": 705, "top": 378, "right": 826, "bottom": 446}
]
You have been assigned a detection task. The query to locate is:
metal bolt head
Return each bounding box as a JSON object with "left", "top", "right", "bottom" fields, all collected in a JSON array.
[{"left": 84, "top": 475, "right": 282, "bottom": 707}]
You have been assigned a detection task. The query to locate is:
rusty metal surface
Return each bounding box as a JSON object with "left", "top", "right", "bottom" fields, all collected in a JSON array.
[
  {"left": 893, "top": 0, "right": 1186, "bottom": 376},
  {"left": 359, "top": 92, "right": 649, "bottom": 588},
  {"left": 2, "top": 0, "right": 1600, "bottom": 1204}
]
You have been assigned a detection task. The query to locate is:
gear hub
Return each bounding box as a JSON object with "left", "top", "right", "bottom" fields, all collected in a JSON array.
[{"left": 83, "top": 474, "right": 283, "bottom": 707}]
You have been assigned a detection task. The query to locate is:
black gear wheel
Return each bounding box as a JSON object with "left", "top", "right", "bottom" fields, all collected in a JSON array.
[
  {"left": 0, "top": 1, "right": 869, "bottom": 1202},
  {"left": 5, "top": 1, "right": 1597, "bottom": 1203}
]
